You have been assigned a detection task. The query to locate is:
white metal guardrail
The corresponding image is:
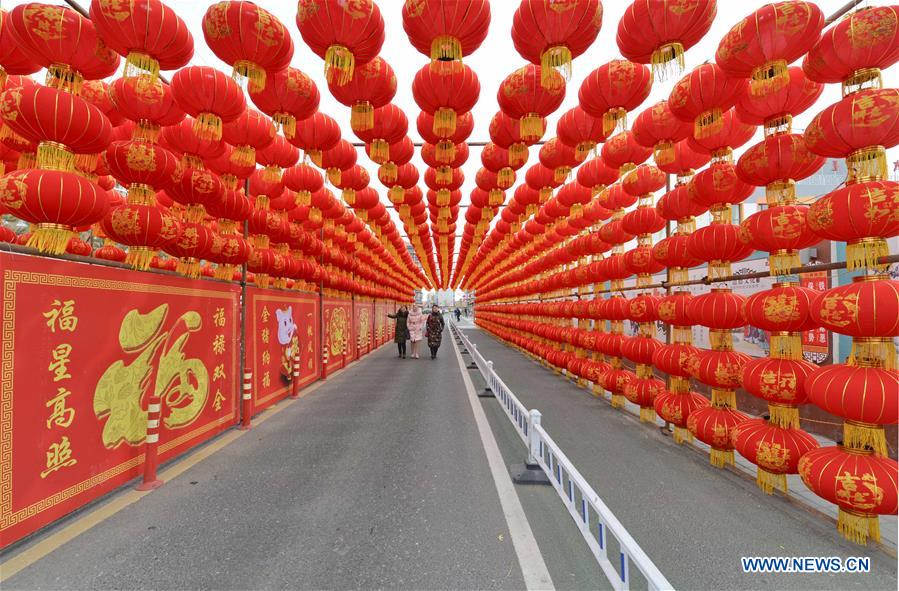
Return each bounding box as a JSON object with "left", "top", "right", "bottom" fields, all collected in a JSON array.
[{"left": 451, "top": 322, "right": 674, "bottom": 591}]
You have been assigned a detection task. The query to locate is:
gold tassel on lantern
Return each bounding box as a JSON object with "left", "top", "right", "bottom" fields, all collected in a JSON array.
[
  {"left": 351, "top": 101, "right": 374, "bottom": 132},
  {"left": 540, "top": 45, "right": 571, "bottom": 89},
  {"left": 847, "top": 146, "right": 887, "bottom": 183},
  {"left": 327, "top": 168, "right": 342, "bottom": 186},
  {"left": 274, "top": 112, "right": 296, "bottom": 139},
  {"left": 651, "top": 42, "right": 685, "bottom": 81},
  {"left": 134, "top": 121, "right": 162, "bottom": 143},
  {"left": 756, "top": 468, "right": 788, "bottom": 495},
  {"left": 553, "top": 166, "right": 571, "bottom": 184},
  {"left": 843, "top": 67, "right": 882, "bottom": 97},
  {"left": 846, "top": 238, "right": 890, "bottom": 271},
  {"left": 768, "top": 403, "right": 800, "bottom": 430},
  {"left": 509, "top": 143, "right": 528, "bottom": 166},
  {"left": 230, "top": 145, "right": 256, "bottom": 167},
  {"left": 673, "top": 426, "right": 693, "bottom": 444},
  {"left": 770, "top": 332, "right": 803, "bottom": 360},
  {"left": 388, "top": 186, "right": 405, "bottom": 204},
  {"left": 234, "top": 60, "right": 266, "bottom": 93},
  {"left": 519, "top": 113, "right": 545, "bottom": 141},
  {"left": 488, "top": 189, "right": 504, "bottom": 207},
  {"left": 36, "top": 141, "right": 75, "bottom": 172},
  {"left": 611, "top": 394, "right": 625, "bottom": 408},
  {"left": 838, "top": 508, "right": 881, "bottom": 545},
  {"left": 710, "top": 448, "right": 735, "bottom": 469},
  {"left": 263, "top": 165, "right": 281, "bottom": 183},
  {"left": 497, "top": 167, "right": 515, "bottom": 189},
  {"left": 380, "top": 162, "right": 398, "bottom": 184},
  {"left": 575, "top": 141, "right": 595, "bottom": 162},
  {"left": 769, "top": 250, "right": 800, "bottom": 276},
  {"left": 750, "top": 59, "right": 789, "bottom": 97},
  {"left": 436, "top": 189, "right": 451, "bottom": 207},
  {"left": 306, "top": 149, "right": 322, "bottom": 167},
  {"left": 654, "top": 141, "right": 675, "bottom": 166},
  {"left": 194, "top": 112, "right": 223, "bottom": 141},
  {"left": 296, "top": 190, "right": 312, "bottom": 207},
  {"left": 844, "top": 421, "right": 889, "bottom": 457},
  {"left": 126, "top": 246, "right": 157, "bottom": 271},
  {"left": 435, "top": 166, "right": 452, "bottom": 184},
  {"left": 430, "top": 35, "right": 462, "bottom": 63},
  {"left": 433, "top": 108, "right": 457, "bottom": 136},
  {"left": 176, "top": 257, "right": 202, "bottom": 279},
  {"left": 342, "top": 189, "right": 356, "bottom": 206},
  {"left": 27, "top": 223, "right": 74, "bottom": 255},
  {"left": 124, "top": 51, "right": 161, "bottom": 84},
  {"left": 325, "top": 44, "right": 355, "bottom": 86},
  {"left": 850, "top": 337, "right": 897, "bottom": 370},
  {"left": 46, "top": 64, "right": 83, "bottom": 95},
  {"left": 602, "top": 107, "right": 628, "bottom": 136},
  {"left": 639, "top": 406, "right": 657, "bottom": 423},
  {"left": 711, "top": 388, "right": 736, "bottom": 409},
  {"left": 436, "top": 140, "right": 456, "bottom": 163},
  {"left": 694, "top": 108, "right": 723, "bottom": 139},
  {"left": 369, "top": 139, "right": 390, "bottom": 164}
]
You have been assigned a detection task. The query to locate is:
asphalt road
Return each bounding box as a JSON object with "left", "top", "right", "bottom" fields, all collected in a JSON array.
[
  {"left": 4, "top": 342, "right": 528, "bottom": 590},
  {"left": 461, "top": 326, "right": 899, "bottom": 591}
]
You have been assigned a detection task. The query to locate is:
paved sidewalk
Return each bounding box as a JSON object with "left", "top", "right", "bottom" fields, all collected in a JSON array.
[{"left": 461, "top": 326, "right": 898, "bottom": 591}]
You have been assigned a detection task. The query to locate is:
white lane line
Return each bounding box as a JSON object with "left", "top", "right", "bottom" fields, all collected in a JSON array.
[{"left": 450, "top": 329, "right": 555, "bottom": 591}]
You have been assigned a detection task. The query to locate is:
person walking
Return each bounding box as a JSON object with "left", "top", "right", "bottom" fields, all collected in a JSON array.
[
  {"left": 407, "top": 305, "right": 425, "bottom": 359},
  {"left": 454, "top": 308, "right": 461, "bottom": 322},
  {"left": 425, "top": 305, "right": 445, "bottom": 359},
  {"left": 387, "top": 306, "right": 410, "bottom": 358}
]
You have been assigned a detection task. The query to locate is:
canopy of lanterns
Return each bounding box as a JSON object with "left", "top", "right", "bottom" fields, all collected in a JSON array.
[{"left": 0, "top": 0, "right": 897, "bottom": 548}]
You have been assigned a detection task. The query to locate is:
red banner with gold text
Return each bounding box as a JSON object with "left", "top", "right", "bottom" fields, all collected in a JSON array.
[
  {"left": 0, "top": 252, "right": 240, "bottom": 547},
  {"left": 246, "top": 287, "right": 321, "bottom": 412},
  {"left": 323, "top": 297, "right": 353, "bottom": 372}
]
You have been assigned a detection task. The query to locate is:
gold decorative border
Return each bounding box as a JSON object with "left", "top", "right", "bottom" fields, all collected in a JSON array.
[{"left": 1, "top": 258, "right": 239, "bottom": 534}]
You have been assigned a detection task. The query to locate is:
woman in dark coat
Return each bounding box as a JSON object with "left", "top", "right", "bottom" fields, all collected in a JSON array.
[
  {"left": 387, "top": 306, "right": 410, "bottom": 358},
  {"left": 425, "top": 305, "right": 445, "bottom": 359}
]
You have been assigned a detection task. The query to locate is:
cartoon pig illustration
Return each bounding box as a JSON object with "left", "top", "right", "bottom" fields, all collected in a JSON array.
[{"left": 276, "top": 306, "right": 300, "bottom": 384}]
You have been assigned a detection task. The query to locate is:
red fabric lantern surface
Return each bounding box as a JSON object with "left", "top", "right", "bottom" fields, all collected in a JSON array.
[
  {"left": 803, "top": 5, "right": 899, "bottom": 95},
  {"left": 161, "top": 118, "right": 225, "bottom": 165},
  {"left": 653, "top": 340, "right": 700, "bottom": 379},
  {"left": 601, "top": 131, "right": 651, "bottom": 173},
  {"left": 742, "top": 357, "right": 817, "bottom": 407},
  {"left": 732, "top": 418, "right": 819, "bottom": 493},
  {"left": 686, "top": 108, "right": 757, "bottom": 159},
  {"left": 7, "top": 3, "right": 120, "bottom": 89},
  {"left": 736, "top": 133, "right": 824, "bottom": 200},
  {"left": 688, "top": 162, "right": 754, "bottom": 210},
  {"left": 413, "top": 61, "right": 480, "bottom": 136},
  {"left": 0, "top": 83, "right": 112, "bottom": 167},
  {"left": 221, "top": 109, "right": 276, "bottom": 168},
  {"left": 716, "top": 1, "right": 824, "bottom": 96},
  {"left": 687, "top": 217, "right": 754, "bottom": 279},
  {"left": 799, "top": 446, "right": 898, "bottom": 545},
  {"left": 669, "top": 63, "right": 744, "bottom": 141},
  {"left": 739, "top": 204, "right": 821, "bottom": 274},
  {"left": 283, "top": 163, "right": 324, "bottom": 207},
  {"left": 539, "top": 139, "right": 580, "bottom": 184},
  {"left": 421, "top": 139, "right": 469, "bottom": 170},
  {"left": 490, "top": 111, "right": 539, "bottom": 167},
  {"left": 687, "top": 289, "right": 747, "bottom": 331},
  {"left": 579, "top": 59, "right": 652, "bottom": 136},
  {"left": 556, "top": 106, "right": 609, "bottom": 162},
  {"left": 631, "top": 100, "right": 692, "bottom": 167},
  {"left": 511, "top": 0, "right": 602, "bottom": 89},
  {"left": 256, "top": 135, "right": 300, "bottom": 182},
  {"left": 655, "top": 389, "right": 710, "bottom": 442},
  {"left": 354, "top": 103, "right": 406, "bottom": 164},
  {"left": 102, "top": 197, "right": 182, "bottom": 270},
  {"left": 616, "top": 0, "right": 716, "bottom": 80},
  {"left": 319, "top": 139, "right": 357, "bottom": 186},
  {"left": 743, "top": 283, "right": 819, "bottom": 355},
  {"left": 296, "top": 0, "right": 384, "bottom": 86},
  {"left": 692, "top": 349, "right": 752, "bottom": 390},
  {"left": 291, "top": 112, "right": 341, "bottom": 165},
  {"left": 81, "top": 80, "right": 123, "bottom": 126},
  {"left": 735, "top": 66, "right": 823, "bottom": 132},
  {"left": 622, "top": 164, "right": 665, "bottom": 199},
  {"left": 657, "top": 184, "right": 707, "bottom": 230},
  {"left": 656, "top": 139, "right": 710, "bottom": 178},
  {"left": 575, "top": 157, "right": 619, "bottom": 196},
  {"left": 0, "top": 169, "right": 108, "bottom": 253},
  {"left": 804, "top": 88, "right": 899, "bottom": 183},
  {"left": 810, "top": 277, "right": 899, "bottom": 347},
  {"left": 653, "top": 234, "right": 702, "bottom": 276},
  {"left": 497, "top": 64, "right": 565, "bottom": 141},
  {"left": 104, "top": 140, "right": 180, "bottom": 195},
  {"left": 335, "top": 165, "right": 369, "bottom": 207},
  {"left": 202, "top": 1, "right": 293, "bottom": 92},
  {"left": 248, "top": 67, "right": 319, "bottom": 140},
  {"left": 170, "top": 65, "right": 246, "bottom": 141},
  {"left": 687, "top": 405, "right": 750, "bottom": 467},
  {"left": 807, "top": 180, "right": 899, "bottom": 271},
  {"left": 108, "top": 77, "right": 185, "bottom": 142},
  {"left": 402, "top": 0, "right": 490, "bottom": 63},
  {"left": 89, "top": 0, "right": 193, "bottom": 82},
  {"left": 418, "top": 110, "right": 475, "bottom": 144},
  {"left": 328, "top": 56, "right": 396, "bottom": 132},
  {"left": 0, "top": 9, "right": 41, "bottom": 85}
]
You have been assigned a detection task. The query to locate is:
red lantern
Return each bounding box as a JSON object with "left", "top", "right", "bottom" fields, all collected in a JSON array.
[
  {"left": 799, "top": 446, "right": 898, "bottom": 545},
  {"left": 735, "top": 66, "right": 822, "bottom": 134},
  {"left": 656, "top": 139, "right": 710, "bottom": 179},
  {"left": 0, "top": 9, "right": 41, "bottom": 87},
  {"left": 601, "top": 131, "right": 651, "bottom": 175},
  {"left": 357, "top": 104, "right": 408, "bottom": 164},
  {"left": 743, "top": 283, "right": 819, "bottom": 359},
  {"left": 490, "top": 111, "right": 538, "bottom": 167},
  {"left": 687, "top": 405, "right": 750, "bottom": 468},
  {"left": 616, "top": 0, "right": 716, "bottom": 80},
  {"left": 539, "top": 139, "right": 579, "bottom": 184},
  {"left": 497, "top": 64, "right": 565, "bottom": 141},
  {"left": 170, "top": 65, "right": 246, "bottom": 141},
  {"left": 102, "top": 197, "right": 182, "bottom": 270},
  {"left": 108, "top": 77, "right": 185, "bottom": 142},
  {"left": 248, "top": 67, "right": 319, "bottom": 140},
  {"left": 686, "top": 108, "right": 757, "bottom": 160},
  {"left": 402, "top": 0, "right": 490, "bottom": 63},
  {"left": 669, "top": 63, "right": 744, "bottom": 141},
  {"left": 256, "top": 135, "right": 299, "bottom": 182},
  {"left": 221, "top": 109, "right": 276, "bottom": 167},
  {"left": 654, "top": 389, "right": 710, "bottom": 443},
  {"left": 579, "top": 59, "right": 652, "bottom": 135},
  {"left": 576, "top": 157, "right": 619, "bottom": 196},
  {"left": 328, "top": 56, "right": 396, "bottom": 132},
  {"left": 732, "top": 418, "right": 819, "bottom": 494},
  {"left": 89, "top": 0, "right": 193, "bottom": 83},
  {"left": 413, "top": 62, "right": 479, "bottom": 136},
  {"left": 202, "top": 1, "right": 293, "bottom": 92},
  {"left": 739, "top": 204, "right": 821, "bottom": 274},
  {"left": 631, "top": 100, "right": 691, "bottom": 167},
  {"left": 556, "top": 106, "right": 608, "bottom": 162},
  {"left": 716, "top": 1, "right": 824, "bottom": 96},
  {"left": 736, "top": 133, "right": 824, "bottom": 204},
  {"left": 511, "top": 0, "right": 602, "bottom": 89},
  {"left": 291, "top": 112, "right": 341, "bottom": 166},
  {"left": 296, "top": 0, "right": 385, "bottom": 86},
  {"left": 319, "top": 139, "right": 357, "bottom": 186}
]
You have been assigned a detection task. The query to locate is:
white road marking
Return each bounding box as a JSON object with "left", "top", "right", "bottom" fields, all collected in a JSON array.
[{"left": 450, "top": 329, "right": 555, "bottom": 591}]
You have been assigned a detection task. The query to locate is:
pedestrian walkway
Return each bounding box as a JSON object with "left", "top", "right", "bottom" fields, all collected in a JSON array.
[
  {"left": 461, "top": 326, "right": 898, "bottom": 590},
  {"left": 3, "top": 342, "right": 538, "bottom": 590}
]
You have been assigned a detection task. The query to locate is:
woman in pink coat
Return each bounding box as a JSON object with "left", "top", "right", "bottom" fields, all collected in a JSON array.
[{"left": 406, "top": 305, "right": 426, "bottom": 359}]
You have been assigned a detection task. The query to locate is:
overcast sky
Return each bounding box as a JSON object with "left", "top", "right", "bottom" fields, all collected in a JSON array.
[{"left": 8, "top": 0, "right": 896, "bottom": 275}]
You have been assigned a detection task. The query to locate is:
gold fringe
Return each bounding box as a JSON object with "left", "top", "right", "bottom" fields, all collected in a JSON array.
[
  {"left": 654, "top": 141, "right": 675, "bottom": 166},
  {"left": 844, "top": 422, "right": 888, "bottom": 457},
  {"left": 710, "top": 448, "right": 734, "bottom": 469},
  {"left": 435, "top": 140, "right": 456, "bottom": 164},
  {"left": 520, "top": 114, "right": 544, "bottom": 141},
  {"left": 539, "top": 187, "right": 552, "bottom": 204},
  {"left": 640, "top": 406, "right": 657, "bottom": 423},
  {"left": 36, "top": 142, "right": 75, "bottom": 172},
  {"left": 263, "top": 165, "right": 281, "bottom": 183},
  {"left": 231, "top": 145, "right": 256, "bottom": 167},
  {"left": 351, "top": 102, "right": 374, "bottom": 132},
  {"left": 842, "top": 67, "right": 882, "bottom": 97},
  {"left": 123, "top": 51, "right": 160, "bottom": 85},
  {"left": 214, "top": 263, "right": 236, "bottom": 280},
  {"left": 770, "top": 251, "right": 800, "bottom": 276},
  {"left": 710, "top": 330, "right": 734, "bottom": 351},
  {"left": 380, "top": 162, "right": 397, "bottom": 184},
  {"left": 434, "top": 166, "right": 451, "bottom": 184},
  {"left": 274, "top": 113, "right": 296, "bottom": 139},
  {"left": 757, "top": 468, "right": 787, "bottom": 495},
  {"left": 673, "top": 425, "right": 693, "bottom": 444},
  {"left": 611, "top": 394, "right": 625, "bottom": 408},
  {"left": 694, "top": 107, "right": 723, "bottom": 139},
  {"left": 553, "top": 166, "right": 571, "bottom": 184},
  {"left": 750, "top": 59, "right": 789, "bottom": 97},
  {"left": 850, "top": 338, "right": 897, "bottom": 370},
  {"left": 768, "top": 404, "right": 800, "bottom": 429},
  {"left": 388, "top": 186, "right": 405, "bottom": 204},
  {"left": 540, "top": 45, "right": 571, "bottom": 89},
  {"left": 194, "top": 112, "right": 223, "bottom": 141},
  {"left": 637, "top": 364, "right": 653, "bottom": 379},
  {"left": 575, "top": 141, "right": 594, "bottom": 162},
  {"left": 764, "top": 114, "right": 792, "bottom": 136},
  {"left": 367, "top": 139, "right": 389, "bottom": 164},
  {"left": 134, "top": 122, "right": 161, "bottom": 143},
  {"left": 602, "top": 107, "right": 628, "bottom": 136},
  {"left": 306, "top": 149, "right": 322, "bottom": 167},
  {"left": 838, "top": 509, "right": 881, "bottom": 545},
  {"left": 431, "top": 35, "right": 462, "bottom": 63},
  {"left": 497, "top": 168, "right": 515, "bottom": 189},
  {"left": 765, "top": 180, "right": 796, "bottom": 206},
  {"left": 711, "top": 389, "right": 736, "bottom": 409},
  {"left": 342, "top": 189, "right": 356, "bottom": 206},
  {"left": 509, "top": 143, "right": 528, "bottom": 166},
  {"left": 488, "top": 189, "right": 504, "bottom": 207},
  {"left": 434, "top": 108, "right": 457, "bottom": 136},
  {"left": 651, "top": 42, "right": 685, "bottom": 82},
  {"left": 295, "top": 190, "right": 311, "bottom": 207},
  {"left": 847, "top": 146, "right": 887, "bottom": 183},
  {"left": 846, "top": 239, "right": 889, "bottom": 272},
  {"left": 234, "top": 60, "right": 266, "bottom": 93},
  {"left": 254, "top": 273, "right": 271, "bottom": 289},
  {"left": 770, "top": 333, "right": 803, "bottom": 361},
  {"left": 325, "top": 44, "right": 355, "bottom": 86},
  {"left": 27, "top": 224, "right": 73, "bottom": 255},
  {"left": 327, "top": 168, "right": 342, "bottom": 186},
  {"left": 677, "top": 218, "right": 697, "bottom": 235},
  {"left": 46, "top": 63, "right": 83, "bottom": 95},
  {"left": 126, "top": 246, "right": 157, "bottom": 271}
]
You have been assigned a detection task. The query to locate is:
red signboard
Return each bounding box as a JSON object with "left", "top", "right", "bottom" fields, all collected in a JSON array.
[
  {"left": 800, "top": 270, "right": 830, "bottom": 364},
  {"left": 323, "top": 297, "right": 353, "bottom": 372},
  {"left": 0, "top": 252, "right": 240, "bottom": 547},
  {"left": 354, "top": 299, "right": 375, "bottom": 357},
  {"left": 246, "top": 287, "right": 321, "bottom": 412}
]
